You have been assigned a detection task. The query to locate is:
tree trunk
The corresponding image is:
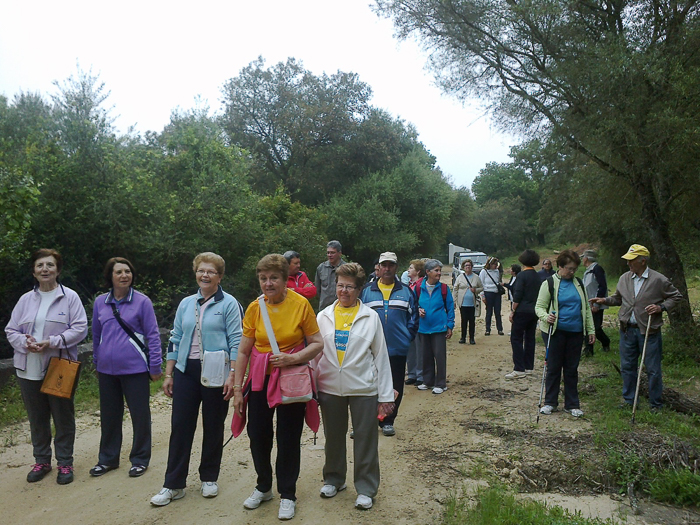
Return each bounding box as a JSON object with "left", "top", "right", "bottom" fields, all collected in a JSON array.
[{"left": 631, "top": 178, "right": 693, "bottom": 326}]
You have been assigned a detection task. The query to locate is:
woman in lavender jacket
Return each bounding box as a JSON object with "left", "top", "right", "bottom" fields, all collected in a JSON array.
[
  {"left": 5, "top": 249, "right": 88, "bottom": 485},
  {"left": 90, "top": 257, "right": 162, "bottom": 478}
]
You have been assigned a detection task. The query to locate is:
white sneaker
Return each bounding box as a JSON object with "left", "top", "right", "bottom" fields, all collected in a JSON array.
[
  {"left": 432, "top": 387, "right": 444, "bottom": 395},
  {"left": 565, "top": 408, "right": 584, "bottom": 418},
  {"left": 244, "top": 488, "right": 273, "bottom": 509},
  {"left": 539, "top": 405, "right": 556, "bottom": 415},
  {"left": 320, "top": 483, "right": 346, "bottom": 498},
  {"left": 525, "top": 369, "right": 534, "bottom": 375},
  {"left": 417, "top": 384, "right": 429, "bottom": 390},
  {"left": 150, "top": 487, "right": 185, "bottom": 506},
  {"left": 279, "top": 498, "right": 295, "bottom": 520},
  {"left": 355, "top": 494, "right": 373, "bottom": 509},
  {"left": 504, "top": 370, "right": 527, "bottom": 380},
  {"left": 201, "top": 481, "right": 218, "bottom": 498}
]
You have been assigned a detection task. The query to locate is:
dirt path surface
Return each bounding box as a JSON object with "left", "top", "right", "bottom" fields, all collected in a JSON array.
[{"left": 1, "top": 278, "right": 697, "bottom": 524}]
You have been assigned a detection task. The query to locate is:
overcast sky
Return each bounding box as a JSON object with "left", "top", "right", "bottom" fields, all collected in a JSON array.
[{"left": 0, "top": 0, "right": 516, "bottom": 189}]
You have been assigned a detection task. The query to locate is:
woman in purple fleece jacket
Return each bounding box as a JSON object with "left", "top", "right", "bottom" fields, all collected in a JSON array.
[{"left": 90, "top": 257, "right": 162, "bottom": 479}]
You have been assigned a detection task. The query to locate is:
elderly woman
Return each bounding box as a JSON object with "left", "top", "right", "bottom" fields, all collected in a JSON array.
[
  {"left": 535, "top": 250, "right": 595, "bottom": 417},
  {"left": 404, "top": 259, "right": 426, "bottom": 385},
  {"left": 315, "top": 263, "right": 394, "bottom": 510},
  {"left": 90, "top": 257, "right": 162, "bottom": 478},
  {"left": 5, "top": 249, "right": 88, "bottom": 485},
  {"left": 416, "top": 259, "right": 455, "bottom": 395},
  {"left": 452, "top": 259, "right": 483, "bottom": 345},
  {"left": 283, "top": 250, "right": 317, "bottom": 299},
  {"left": 506, "top": 250, "right": 541, "bottom": 380},
  {"left": 479, "top": 257, "right": 504, "bottom": 336},
  {"left": 226, "top": 254, "right": 323, "bottom": 520},
  {"left": 151, "top": 252, "right": 242, "bottom": 506}
]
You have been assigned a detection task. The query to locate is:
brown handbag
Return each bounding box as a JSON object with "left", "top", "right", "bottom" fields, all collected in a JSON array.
[{"left": 40, "top": 335, "right": 81, "bottom": 399}]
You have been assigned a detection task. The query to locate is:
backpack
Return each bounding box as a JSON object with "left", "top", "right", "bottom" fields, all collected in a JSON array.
[{"left": 414, "top": 277, "right": 448, "bottom": 310}]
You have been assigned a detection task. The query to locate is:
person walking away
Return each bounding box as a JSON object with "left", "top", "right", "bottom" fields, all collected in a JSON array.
[
  {"left": 535, "top": 250, "right": 595, "bottom": 418},
  {"left": 416, "top": 260, "right": 455, "bottom": 395},
  {"left": 590, "top": 244, "right": 682, "bottom": 410},
  {"left": 479, "top": 257, "right": 504, "bottom": 336},
  {"left": 581, "top": 250, "right": 610, "bottom": 355},
  {"left": 360, "top": 252, "right": 418, "bottom": 436},
  {"left": 315, "top": 241, "right": 345, "bottom": 310},
  {"left": 452, "top": 259, "right": 483, "bottom": 345},
  {"left": 506, "top": 250, "right": 540, "bottom": 380}
]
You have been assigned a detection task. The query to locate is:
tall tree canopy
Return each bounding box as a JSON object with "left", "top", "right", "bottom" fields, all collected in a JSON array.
[{"left": 375, "top": 0, "right": 699, "bottom": 323}]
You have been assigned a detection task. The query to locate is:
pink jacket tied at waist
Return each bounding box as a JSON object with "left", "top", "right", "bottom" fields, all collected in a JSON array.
[{"left": 231, "top": 343, "right": 319, "bottom": 438}]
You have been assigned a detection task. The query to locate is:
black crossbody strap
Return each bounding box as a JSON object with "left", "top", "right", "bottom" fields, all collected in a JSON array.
[{"left": 110, "top": 303, "right": 149, "bottom": 367}]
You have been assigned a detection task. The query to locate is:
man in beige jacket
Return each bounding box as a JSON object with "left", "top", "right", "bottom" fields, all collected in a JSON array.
[{"left": 591, "top": 244, "right": 682, "bottom": 410}]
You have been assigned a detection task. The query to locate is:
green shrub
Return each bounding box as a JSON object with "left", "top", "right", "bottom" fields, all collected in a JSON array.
[{"left": 648, "top": 468, "right": 700, "bottom": 506}]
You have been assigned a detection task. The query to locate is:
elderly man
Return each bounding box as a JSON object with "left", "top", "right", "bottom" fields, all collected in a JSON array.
[
  {"left": 581, "top": 250, "right": 610, "bottom": 356},
  {"left": 361, "top": 252, "right": 418, "bottom": 436},
  {"left": 591, "top": 244, "right": 682, "bottom": 410},
  {"left": 315, "top": 240, "right": 346, "bottom": 310},
  {"left": 537, "top": 259, "right": 555, "bottom": 282}
]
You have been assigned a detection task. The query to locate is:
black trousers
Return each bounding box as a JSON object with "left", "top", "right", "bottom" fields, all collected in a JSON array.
[
  {"left": 163, "top": 360, "right": 229, "bottom": 489},
  {"left": 381, "top": 354, "right": 406, "bottom": 427},
  {"left": 510, "top": 312, "right": 538, "bottom": 372},
  {"left": 484, "top": 292, "right": 503, "bottom": 332},
  {"left": 544, "top": 330, "right": 583, "bottom": 410},
  {"left": 459, "top": 306, "right": 476, "bottom": 340},
  {"left": 97, "top": 371, "right": 152, "bottom": 467},
  {"left": 247, "top": 375, "right": 306, "bottom": 501},
  {"left": 586, "top": 309, "right": 610, "bottom": 351}
]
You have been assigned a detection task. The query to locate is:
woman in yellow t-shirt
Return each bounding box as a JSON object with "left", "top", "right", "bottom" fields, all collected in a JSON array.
[
  {"left": 314, "top": 263, "right": 395, "bottom": 511},
  {"left": 225, "top": 254, "right": 323, "bottom": 520}
]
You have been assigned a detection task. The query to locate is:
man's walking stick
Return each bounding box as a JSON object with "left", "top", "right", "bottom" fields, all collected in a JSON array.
[{"left": 631, "top": 318, "right": 652, "bottom": 424}]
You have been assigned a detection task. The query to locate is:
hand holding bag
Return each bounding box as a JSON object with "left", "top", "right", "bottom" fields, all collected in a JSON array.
[
  {"left": 40, "top": 334, "right": 81, "bottom": 399},
  {"left": 258, "top": 296, "right": 313, "bottom": 404}
]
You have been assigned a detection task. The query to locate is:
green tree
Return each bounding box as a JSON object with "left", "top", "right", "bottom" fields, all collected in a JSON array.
[{"left": 375, "top": 0, "right": 698, "bottom": 324}]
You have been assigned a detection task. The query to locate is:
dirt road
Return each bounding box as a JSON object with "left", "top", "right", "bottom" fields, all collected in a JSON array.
[{"left": 0, "top": 288, "right": 692, "bottom": 524}]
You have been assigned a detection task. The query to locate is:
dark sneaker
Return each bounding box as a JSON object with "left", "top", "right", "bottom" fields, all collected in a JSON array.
[
  {"left": 90, "top": 464, "right": 118, "bottom": 477},
  {"left": 27, "top": 463, "right": 52, "bottom": 483},
  {"left": 458, "top": 339, "right": 466, "bottom": 344},
  {"left": 404, "top": 378, "right": 417, "bottom": 385},
  {"left": 469, "top": 339, "right": 476, "bottom": 345},
  {"left": 602, "top": 346, "right": 611, "bottom": 352},
  {"left": 57, "top": 465, "right": 74, "bottom": 485},
  {"left": 129, "top": 465, "right": 147, "bottom": 477}
]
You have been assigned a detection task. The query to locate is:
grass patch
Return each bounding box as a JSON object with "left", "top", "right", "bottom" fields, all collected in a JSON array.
[{"left": 445, "top": 484, "right": 619, "bottom": 524}]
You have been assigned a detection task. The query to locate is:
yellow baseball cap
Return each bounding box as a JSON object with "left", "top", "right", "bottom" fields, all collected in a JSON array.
[{"left": 621, "top": 244, "right": 650, "bottom": 260}]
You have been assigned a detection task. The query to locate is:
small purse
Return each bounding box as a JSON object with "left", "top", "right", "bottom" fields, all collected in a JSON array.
[
  {"left": 486, "top": 270, "right": 506, "bottom": 295},
  {"left": 40, "top": 335, "right": 81, "bottom": 399},
  {"left": 195, "top": 298, "right": 229, "bottom": 388},
  {"left": 258, "top": 296, "right": 313, "bottom": 404}
]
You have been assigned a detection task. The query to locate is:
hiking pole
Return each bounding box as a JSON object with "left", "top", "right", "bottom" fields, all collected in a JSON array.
[
  {"left": 536, "top": 322, "right": 554, "bottom": 424},
  {"left": 631, "top": 317, "right": 652, "bottom": 424}
]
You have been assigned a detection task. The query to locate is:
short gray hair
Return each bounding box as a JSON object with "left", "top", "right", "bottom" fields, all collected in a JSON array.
[
  {"left": 424, "top": 259, "right": 443, "bottom": 273},
  {"left": 283, "top": 250, "right": 300, "bottom": 262},
  {"left": 327, "top": 240, "right": 342, "bottom": 252}
]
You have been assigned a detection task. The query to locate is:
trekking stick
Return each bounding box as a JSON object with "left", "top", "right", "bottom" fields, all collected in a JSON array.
[
  {"left": 536, "top": 323, "right": 554, "bottom": 424},
  {"left": 631, "top": 318, "right": 652, "bottom": 424}
]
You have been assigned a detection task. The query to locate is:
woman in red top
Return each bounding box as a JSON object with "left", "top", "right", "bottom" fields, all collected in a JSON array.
[{"left": 283, "top": 251, "right": 317, "bottom": 299}]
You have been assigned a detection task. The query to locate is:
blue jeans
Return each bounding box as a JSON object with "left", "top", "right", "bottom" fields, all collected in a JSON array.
[{"left": 620, "top": 328, "right": 663, "bottom": 408}]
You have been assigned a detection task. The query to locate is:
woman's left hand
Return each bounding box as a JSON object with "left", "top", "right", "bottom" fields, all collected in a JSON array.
[
  {"left": 377, "top": 402, "right": 395, "bottom": 419},
  {"left": 28, "top": 340, "right": 50, "bottom": 353},
  {"left": 588, "top": 334, "right": 596, "bottom": 345},
  {"left": 270, "top": 352, "right": 297, "bottom": 368}
]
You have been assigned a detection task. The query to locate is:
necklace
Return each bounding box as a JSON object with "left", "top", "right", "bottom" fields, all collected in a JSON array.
[{"left": 337, "top": 303, "right": 357, "bottom": 328}]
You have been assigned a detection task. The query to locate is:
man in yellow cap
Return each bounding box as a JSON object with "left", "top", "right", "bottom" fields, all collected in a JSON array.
[{"left": 590, "top": 244, "right": 682, "bottom": 410}]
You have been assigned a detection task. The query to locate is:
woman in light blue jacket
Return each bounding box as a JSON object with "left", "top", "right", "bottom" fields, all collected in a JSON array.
[{"left": 151, "top": 252, "right": 242, "bottom": 506}]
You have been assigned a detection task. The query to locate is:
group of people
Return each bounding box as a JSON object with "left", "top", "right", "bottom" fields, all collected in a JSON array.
[
  {"left": 4, "top": 240, "right": 683, "bottom": 518},
  {"left": 503, "top": 244, "right": 682, "bottom": 418}
]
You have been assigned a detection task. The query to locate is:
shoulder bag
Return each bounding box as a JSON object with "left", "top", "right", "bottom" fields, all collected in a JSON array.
[
  {"left": 110, "top": 303, "right": 150, "bottom": 369},
  {"left": 258, "top": 296, "right": 313, "bottom": 404},
  {"left": 196, "top": 298, "right": 229, "bottom": 388},
  {"left": 40, "top": 334, "right": 81, "bottom": 399},
  {"left": 485, "top": 270, "right": 506, "bottom": 295}
]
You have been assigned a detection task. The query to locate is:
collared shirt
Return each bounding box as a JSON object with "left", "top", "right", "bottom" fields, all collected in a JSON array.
[
  {"left": 629, "top": 268, "right": 649, "bottom": 324},
  {"left": 315, "top": 259, "right": 345, "bottom": 310}
]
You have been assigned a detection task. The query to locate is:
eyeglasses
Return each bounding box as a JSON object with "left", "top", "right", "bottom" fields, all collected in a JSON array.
[
  {"left": 196, "top": 270, "right": 218, "bottom": 276},
  {"left": 336, "top": 284, "right": 357, "bottom": 291},
  {"left": 561, "top": 265, "right": 578, "bottom": 272}
]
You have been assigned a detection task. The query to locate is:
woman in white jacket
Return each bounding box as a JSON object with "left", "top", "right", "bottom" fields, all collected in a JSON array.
[{"left": 315, "top": 263, "right": 394, "bottom": 511}]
